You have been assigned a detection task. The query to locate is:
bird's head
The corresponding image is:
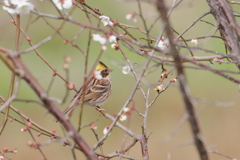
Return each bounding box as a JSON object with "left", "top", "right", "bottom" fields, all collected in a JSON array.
[{"left": 94, "top": 61, "right": 112, "bottom": 79}]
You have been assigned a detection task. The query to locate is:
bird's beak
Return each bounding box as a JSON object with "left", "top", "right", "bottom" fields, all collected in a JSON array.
[{"left": 109, "top": 69, "right": 113, "bottom": 72}]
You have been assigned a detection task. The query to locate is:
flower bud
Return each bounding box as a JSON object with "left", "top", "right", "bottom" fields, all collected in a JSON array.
[
  {"left": 119, "top": 114, "right": 127, "bottom": 121},
  {"left": 90, "top": 124, "right": 97, "bottom": 130},
  {"left": 154, "top": 85, "right": 165, "bottom": 93},
  {"left": 27, "top": 122, "right": 32, "bottom": 128},
  {"left": 191, "top": 38, "right": 198, "bottom": 45},
  {"left": 103, "top": 126, "right": 110, "bottom": 135},
  {"left": 65, "top": 56, "right": 71, "bottom": 63},
  {"left": 170, "top": 78, "right": 177, "bottom": 82},
  {"left": 12, "top": 149, "right": 17, "bottom": 154},
  {"left": 122, "top": 66, "right": 130, "bottom": 74},
  {"left": 27, "top": 37, "right": 31, "bottom": 42},
  {"left": 21, "top": 128, "right": 28, "bottom": 132},
  {"left": 68, "top": 83, "right": 75, "bottom": 90},
  {"left": 111, "top": 43, "right": 119, "bottom": 50}
]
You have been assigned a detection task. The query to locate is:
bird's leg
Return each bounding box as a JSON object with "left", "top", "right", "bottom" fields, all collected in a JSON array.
[{"left": 95, "top": 106, "right": 105, "bottom": 112}]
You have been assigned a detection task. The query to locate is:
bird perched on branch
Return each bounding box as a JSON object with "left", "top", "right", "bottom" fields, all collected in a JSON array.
[{"left": 52, "top": 61, "right": 112, "bottom": 122}]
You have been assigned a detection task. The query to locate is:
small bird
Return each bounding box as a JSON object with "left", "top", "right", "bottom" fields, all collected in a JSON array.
[{"left": 52, "top": 61, "right": 112, "bottom": 122}]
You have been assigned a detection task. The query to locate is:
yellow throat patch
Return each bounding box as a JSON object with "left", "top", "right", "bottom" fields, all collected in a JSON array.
[{"left": 96, "top": 61, "right": 108, "bottom": 71}]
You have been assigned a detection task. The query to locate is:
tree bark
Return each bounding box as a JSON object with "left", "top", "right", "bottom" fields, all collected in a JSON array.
[{"left": 206, "top": 0, "right": 240, "bottom": 69}]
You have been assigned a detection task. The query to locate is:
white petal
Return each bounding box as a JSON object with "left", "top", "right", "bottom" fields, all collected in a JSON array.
[
  {"left": 3, "top": 6, "right": 17, "bottom": 14},
  {"left": 103, "top": 128, "right": 108, "bottom": 135},
  {"left": 3, "top": 0, "right": 34, "bottom": 14},
  {"left": 111, "top": 43, "right": 118, "bottom": 50},
  {"left": 154, "top": 84, "right": 165, "bottom": 92},
  {"left": 126, "top": 13, "right": 132, "bottom": 20},
  {"left": 3, "top": 0, "right": 11, "bottom": 6},
  {"left": 122, "top": 66, "right": 130, "bottom": 74},
  {"left": 15, "top": 1, "right": 34, "bottom": 14},
  {"left": 119, "top": 114, "right": 127, "bottom": 121},
  {"left": 157, "top": 38, "right": 169, "bottom": 50},
  {"left": 10, "top": 0, "right": 20, "bottom": 5},
  {"left": 63, "top": 0, "right": 72, "bottom": 9},
  {"left": 191, "top": 38, "right": 198, "bottom": 45},
  {"left": 108, "top": 21, "right": 113, "bottom": 26},
  {"left": 103, "top": 126, "right": 110, "bottom": 135},
  {"left": 99, "top": 15, "right": 113, "bottom": 26},
  {"left": 92, "top": 34, "right": 107, "bottom": 45},
  {"left": 53, "top": 0, "right": 72, "bottom": 10},
  {"left": 108, "top": 35, "right": 116, "bottom": 43},
  {"left": 123, "top": 107, "right": 130, "bottom": 113}
]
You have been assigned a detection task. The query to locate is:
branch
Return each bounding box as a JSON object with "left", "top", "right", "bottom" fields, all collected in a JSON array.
[
  {"left": 156, "top": 1, "right": 209, "bottom": 160},
  {"left": 206, "top": 0, "right": 240, "bottom": 69},
  {"left": 6, "top": 51, "right": 98, "bottom": 160}
]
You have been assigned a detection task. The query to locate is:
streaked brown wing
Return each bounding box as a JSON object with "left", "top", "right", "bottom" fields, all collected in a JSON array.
[
  {"left": 70, "top": 76, "right": 96, "bottom": 103},
  {"left": 52, "top": 77, "right": 111, "bottom": 122},
  {"left": 81, "top": 79, "right": 110, "bottom": 101},
  {"left": 71, "top": 78, "right": 110, "bottom": 102}
]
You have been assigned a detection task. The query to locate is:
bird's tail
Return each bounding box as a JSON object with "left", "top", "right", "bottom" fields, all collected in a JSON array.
[{"left": 51, "top": 102, "right": 78, "bottom": 123}]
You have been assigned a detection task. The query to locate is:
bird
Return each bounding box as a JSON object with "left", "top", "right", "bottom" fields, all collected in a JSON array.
[{"left": 52, "top": 61, "right": 112, "bottom": 122}]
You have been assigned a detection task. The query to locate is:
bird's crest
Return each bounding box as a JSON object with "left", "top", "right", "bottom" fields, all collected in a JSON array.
[{"left": 96, "top": 61, "right": 108, "bottom": 71}]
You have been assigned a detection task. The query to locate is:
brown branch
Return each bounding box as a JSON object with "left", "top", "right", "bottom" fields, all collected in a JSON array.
[
  {"left": 206, "top": 0, "right": 240, "bottom": 69},
  {"left": 156, "top": 1, "right": 209, "bottom": 160},
  {"left": 5, "top": 52, "right": 98, "bottom": 159},
  {"left": 106, "top": 138, "right": 138, "bottom": 159},
  {"left": 179, "top": 11, "right": 211, "bottom": 37}
]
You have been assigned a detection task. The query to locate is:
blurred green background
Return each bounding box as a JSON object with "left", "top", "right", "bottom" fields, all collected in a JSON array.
[{"left": 0, "top": 0, "right": 240, "bottom": 159}]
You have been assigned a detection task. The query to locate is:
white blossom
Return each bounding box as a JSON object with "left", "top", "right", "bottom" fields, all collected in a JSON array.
[
  {"left": 92, "top": 34, "right": 107, "bottom": 45},
  {"left": 126, "top": 13, "right": 132, "bottom": 20},
  {"left": 92, "top": 34, "right": 116, "bottom": 45},
  {"left": 0, "top": 156, "right": 4, "bottom": 160},
  {"left": 92, "top": 34, "right": 116, "bottom": 50},
  {"left": 99, "top": 15, "right": 113, "bottom": 26},
  {"left": 157, "top": 37, "right": 169, "bottom": 50},
  {"left": 123, "top": 107, "right": 130, "bottom": 113},
  {"left": 108, "top": 35, "right": 116, "bottom": 43},
  {"left": 119, "top": 114, "right": 127, "bottom": 121},
  {"left": 3, "top": 1, "right": 16, "bottom": 14},
  {"left": 122, "top": 66, "right": 130, "bottom": 74},
  {"left": 125, "top": 13, "right": 137, "bottom": 23},
  {"left": 103, "top": 126, "right": 110, "bottom": 135},
  {"left": 53, "top": 0, "right": 72, "bottom": 10},
  {"left": 154, "top": 84, "right": 165, "bottom": 92},
  {"left": 3, "top": 0, "right": 34, "bottom": 15},
  {"left": 111, "top": 43, "right": 118, "bottom": 50},
  {"left": 191, "top": 38, "right": 198, "bottom": 45}
]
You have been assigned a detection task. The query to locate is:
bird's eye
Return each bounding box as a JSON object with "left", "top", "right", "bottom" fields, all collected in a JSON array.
[{"left": 101, "top": 69, "right": 109, "bottom": 77}]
